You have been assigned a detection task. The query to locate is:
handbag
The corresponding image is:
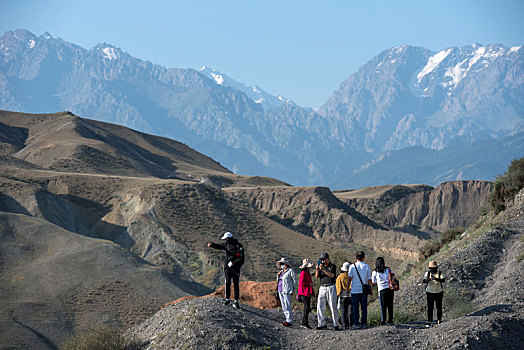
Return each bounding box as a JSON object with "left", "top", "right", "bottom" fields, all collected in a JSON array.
[
  {"left": 388, "top": 268, "right": 400, "bottom": 291},
  {"left": 354, "top": 264, "right": 372, "bottom": 295}
]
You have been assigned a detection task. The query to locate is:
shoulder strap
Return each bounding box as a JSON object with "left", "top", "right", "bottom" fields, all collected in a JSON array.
[{"left": 354, "top": 264, "right": 365, "bottom": 285}]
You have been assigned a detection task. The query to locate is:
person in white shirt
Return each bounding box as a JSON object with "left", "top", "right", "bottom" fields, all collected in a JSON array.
[
  {"left": 348, "top": 251, "right": 373, "bottom": 329},
  {"left": 371, "top": 257, "right": 394, "bottom": 325}
]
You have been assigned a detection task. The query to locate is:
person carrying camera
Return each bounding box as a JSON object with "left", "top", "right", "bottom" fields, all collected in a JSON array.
[
  {"left": 315, "top": 252, "right": 340, "bottom": 330},
  {"left": 423, "top": 260, "right": 445, "bottom": 327}
]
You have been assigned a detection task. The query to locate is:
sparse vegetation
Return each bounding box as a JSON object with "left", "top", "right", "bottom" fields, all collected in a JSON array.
[
  {"left": 61, "top": 326, "right": 141, "bottom": 350},
  {"left": 419, "top": 227, "right": 465, "bottom": 259},
  {"left": 443, "top": 287, "right": 478, "bottom": 319},
  {"left": 367, "top": 304, "right": 416, "bottom": 327},
  {"left": 489, "top": 156, "right": 524, "bottom": 214}
]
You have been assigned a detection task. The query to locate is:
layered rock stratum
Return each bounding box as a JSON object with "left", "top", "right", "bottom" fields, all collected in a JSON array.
[{"left": 0, "top": 110, "right": 513, "bottom": 349}]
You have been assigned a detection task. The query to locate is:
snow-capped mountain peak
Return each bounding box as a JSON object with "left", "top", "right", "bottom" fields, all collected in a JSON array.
[
  {"left": 102, "top": 47, "right": 118, "bottom": 60},
  {"left": 197, "top": 65, "right": 290, "bottom": 110}
]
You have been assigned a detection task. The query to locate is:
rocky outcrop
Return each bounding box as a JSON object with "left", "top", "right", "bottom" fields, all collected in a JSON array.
[
  {"left": 338, "top": 181, "right": 492, "bottom": 233},
  {"left": 129, "top": 297, "right": 524, "bottom": 349},
  {"left": 225, "top": 186, "right": 425, "bottom": 259},
  {"left": 164, "top": 281, "right": 280, "bottom": 310}
]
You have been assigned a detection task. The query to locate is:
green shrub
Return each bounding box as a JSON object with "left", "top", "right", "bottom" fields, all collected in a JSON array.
[
  {"left": 61, "top": 326, "right": 141, "bottom": 350},
  {"left": 489, "top": 156, "right": 524, "bottom": 214},
  {"left": 441, "top": 227, "right": 465, "bottom": 245},
  {"left": 419, "top": 239, "right": 442, "bottom": 259},
  {"left": 419, "top": 227, "right": 465, "bottom": 259}
]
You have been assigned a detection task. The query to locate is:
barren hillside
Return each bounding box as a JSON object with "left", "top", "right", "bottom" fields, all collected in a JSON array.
[
  {"left": 130, "top": 187, "right": 524, "bottom": 350},
  {"left": 0, "top": 109, "right": 506, "bottom": 349}
]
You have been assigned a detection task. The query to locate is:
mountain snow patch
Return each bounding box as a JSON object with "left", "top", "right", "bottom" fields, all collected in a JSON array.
[
  {"left": 510, "top": 46, "right": 522, "bottom": 53},
  {"left": 444, "top": 47, "right": 496, "bottom": 87},
  {"left": 28, "top": 39, "right": 35, "bottom": 48},
  {"left": 210, "top": 73, "right": 224, "bottom": 85},
  {"left": 417, "top": 48, "right": 452, "bottom": 83},
  {"left": 102, "top": 47, "right": 117, "bottom": 60},
  {"left": 445, "top": 58, "right": 468, "bottom": 86}
]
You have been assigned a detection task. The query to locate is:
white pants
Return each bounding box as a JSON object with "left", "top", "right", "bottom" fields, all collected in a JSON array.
[
  {"left": 279, "top": 292, "right": 293, "bottom": 323},
  {"left": 317, "top": 285, "right": 338, "bottom": 327}
]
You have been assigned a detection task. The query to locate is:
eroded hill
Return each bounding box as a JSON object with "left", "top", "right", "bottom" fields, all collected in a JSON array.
[{"left": 0, "top": 110, "right": 499, "bottom": 349}]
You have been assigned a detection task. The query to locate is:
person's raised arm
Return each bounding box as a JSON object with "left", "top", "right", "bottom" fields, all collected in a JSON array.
[{"left": 207, "top": 242, "right": 224, "bottom": 250}]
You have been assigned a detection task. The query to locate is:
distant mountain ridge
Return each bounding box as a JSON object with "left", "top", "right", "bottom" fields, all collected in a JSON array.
[
  {"left": 1, "top": 29, "right": 522, "bottom": 187},
  {"left": 198, "top": 65, "right": 290, "bottom": 111},
  {"left": 319, "top": 44, "right": 523, "bottom": 153}
]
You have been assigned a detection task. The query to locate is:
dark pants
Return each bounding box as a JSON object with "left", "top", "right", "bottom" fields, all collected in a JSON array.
[
  {"left": 299, "top": 295, "right": 311, "bottom": 326},
  {"left": 379, "top": 289, "right": 394, "bottom": 323},
  {"left": 351, "top": 293, "right": 368, "bottom": 326},
  {"left": 426, "top": 292, "right": 443, "bottom": 322},
  {"left": 225, "top": 268, "right": 240, "bottom": 300},
  {"left": 339, "top": 296, "right": 352, "bottom": 328}
]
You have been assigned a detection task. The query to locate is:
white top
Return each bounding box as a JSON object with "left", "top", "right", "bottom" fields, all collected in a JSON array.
[
  {"left": 372, "top": 268, "right": 394, "bottom": 291},
  {"left": 348, "top": 262, "right": 372, "bottom": 294}
]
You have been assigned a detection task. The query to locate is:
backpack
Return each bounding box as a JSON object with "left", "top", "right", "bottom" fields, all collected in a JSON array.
[
  {"left": 388, "top": 268, "right": 400, "bottom": 291},
  {"left": 233, "top": 242, "right": 245, "bottom": 266},
  {"left": 424, "top": 270, "right": 443, "bottom": 291}
]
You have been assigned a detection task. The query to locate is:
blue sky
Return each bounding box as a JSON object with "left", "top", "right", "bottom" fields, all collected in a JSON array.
[{"left": 1, "top": 0, "right": 523, "bottom": 108}]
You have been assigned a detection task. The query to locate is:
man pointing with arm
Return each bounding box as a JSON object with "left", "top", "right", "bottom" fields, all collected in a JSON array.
[{"left": 208, "top": 232, "right": 245, "bottom": 309}]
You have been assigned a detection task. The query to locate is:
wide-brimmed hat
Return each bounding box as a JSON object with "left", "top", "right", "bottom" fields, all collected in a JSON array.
[
  {"left": 276, "top": 257, "right": 290, "bottom": 268},
  {"left": 221, "top": 232, "right": 233, "bottom": 240},
  {"left": 341, "top": 262, "right": 351, "bottom": 272},
  {"left": 428, "top": 260, "right": 438, "bottom": 268},
  {"left": 300, "top": 258, "right": 314, "bottom": 269}
]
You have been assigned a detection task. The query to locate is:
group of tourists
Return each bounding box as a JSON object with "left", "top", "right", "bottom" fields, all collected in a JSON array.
[
  {"left": 207, "top": 232, "right": 445, "bottom": 330},
  {"left": 276, "top": 251, "right": 379, "bottom": 330}
]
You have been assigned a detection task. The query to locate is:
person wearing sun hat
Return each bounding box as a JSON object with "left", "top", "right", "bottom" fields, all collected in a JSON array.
[
  {"left": 276, "top": 257, "right": 297, "bottom": 327},
  {"left": 297, "top": 258, "right": 315, "bottom": 329},
  {"left": 207, "top": 232, "right": 245, "bottom": 309},
  {"left": 422, "top": 260, "right": 445, "bottom": 327},
  {"left": 336, "top": 261, "right": 353, "bottom": 329}
]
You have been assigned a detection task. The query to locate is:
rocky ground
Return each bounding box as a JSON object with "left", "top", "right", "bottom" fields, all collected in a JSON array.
[
  {"left": 129, "top": 189, "right": 524, "bottom": 349},
  {"left": 128, "top": 297, "right": 523, "bottom": 349}
]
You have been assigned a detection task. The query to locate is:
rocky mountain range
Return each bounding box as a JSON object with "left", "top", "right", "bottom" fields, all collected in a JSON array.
[
  {"left": 0, "top": 110, "right": 499, "bottom": 349},
  {"left": 1, "top": 29, "right": 522, "bottom": 187}
]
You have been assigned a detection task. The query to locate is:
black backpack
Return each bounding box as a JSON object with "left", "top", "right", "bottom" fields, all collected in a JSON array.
[{"left": 228, "top": 240, "right": 245, "bottom": 266}]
